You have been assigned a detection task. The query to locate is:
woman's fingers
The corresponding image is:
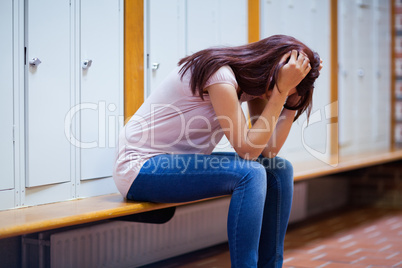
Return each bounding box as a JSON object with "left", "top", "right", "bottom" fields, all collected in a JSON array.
[
  {"left": 306, "top": 63, "right": 312, "bottom": 73},
  {"left": 297, "top": 52, "right": 311, "bottom": 76},
  {"left": 300, "top": 51, "right": 308, "bottom": 58},
  {"left": 301, "top": 56, "right": 310, "bottom": 70},
  {"left": 277, "top": 50, "right": 312, "bottom": 95},
  {"left": 279, "top": 51, "right": 292, "bottom": 64},
  {"left": 289, "top": 50, "right": 298, "bottom": 64},
  {"left": 296, "top": 52, "right": 305, "bottom": 66}
]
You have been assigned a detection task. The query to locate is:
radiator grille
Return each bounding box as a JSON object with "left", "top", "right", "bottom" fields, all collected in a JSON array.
[{"left": 50, "top": 197, "right": 230, "bottom": 268}]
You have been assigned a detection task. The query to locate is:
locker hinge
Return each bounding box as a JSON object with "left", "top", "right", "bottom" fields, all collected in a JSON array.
[
  {"left": 24, "top": 47, "right": 26, "bottom": 65},
  {"left": 12, "top": 125, "right": 15, "bottom": 142},
  {"left": 147, "top": 54, "right": 150, "bottom": 69}
]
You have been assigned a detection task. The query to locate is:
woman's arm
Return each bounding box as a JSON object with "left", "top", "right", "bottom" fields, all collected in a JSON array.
[
  {"left": 264, "top": 93, "right": 300, "bottom": 157},
  {"left": 247, "top": 94, "right": 298, "bottom": 158},
  {"left": 262, "top": 59, "right": 323, "bottom": 157},
  {"left": 208, "top": 83, "right": 287, "bottom": 160},
  {"left": 247, "top": 58, "right": 323, "bottom": 158},
  {"left": 207, "top": 50, "right": 310, "bottom": 160}
]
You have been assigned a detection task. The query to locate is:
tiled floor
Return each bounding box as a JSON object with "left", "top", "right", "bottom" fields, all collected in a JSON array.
[{"left": 141, "top": 207, "right": 402, "bottom": 268}]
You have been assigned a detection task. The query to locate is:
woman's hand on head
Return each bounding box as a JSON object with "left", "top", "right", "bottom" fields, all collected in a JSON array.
[{"left": 276, "top": 50, "right": 311, "bottom": 96}]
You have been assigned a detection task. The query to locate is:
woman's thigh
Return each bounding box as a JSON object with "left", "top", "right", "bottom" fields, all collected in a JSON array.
[{"left": 127, "top": 153, "right": 265, "bottom": 202}]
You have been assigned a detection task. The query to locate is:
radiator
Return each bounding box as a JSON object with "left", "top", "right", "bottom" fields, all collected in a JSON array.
[
  {"left": 23, "top": 183, "right": 308, "bottom": 268},
  {"left": 50, "top": 197, "right": 230, "bottom": 268}
]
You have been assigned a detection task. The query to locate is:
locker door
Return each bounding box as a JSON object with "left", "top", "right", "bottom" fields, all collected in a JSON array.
[
  {"left": 0, "top": 0, "right": 14, "bottom": 191},
  {"left": 186, "top": 0, "right": 247, "bottom": 153},
  {"left": 355, "top": 0, "right": 374, "bottom": 147},
  {"left": 147, "top": 0, "right": 186, "bottom": 95},
  {"left": 219, "top": 0, "right": 247, "bottom": 46},
  {"left": 372, "top": 0, "right": 390, "bottom": 147},
  {"left": 289, "top": 0, "right": 330, "bottom": 154},
  {"left": 338, "top": 0, "right": 357, "bottom": 151},
  {"left": 186, "top": 0, "right": 247, "bottom": 53},
  {"left": 261, "top": 0, "right": 310, "bottom": 42},
  {"left": 25, "top": 0, "right": 72, "bottom": 187},
  {"left": 186, "top": 0, "right": 220, "bottom": 54},
  {"left": 260, "top": 0, "right": 331, "bottom": 160},
  {"left": 80, "top": 0, "right": 122, "bottom": 180}
]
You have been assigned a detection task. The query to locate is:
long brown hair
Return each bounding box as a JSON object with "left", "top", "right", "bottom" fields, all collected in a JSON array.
[{"left": 178, "top": 35, "right": 320, "bottom": 121}]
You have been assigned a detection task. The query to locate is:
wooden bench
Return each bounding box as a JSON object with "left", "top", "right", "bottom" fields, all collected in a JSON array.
[{"left": 1, "top": 149, "right": 402, "bottom": 240}]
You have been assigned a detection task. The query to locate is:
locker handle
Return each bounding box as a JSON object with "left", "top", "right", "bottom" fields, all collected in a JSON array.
[
  {"left": 82, "top": 59, "right": 93, "bottom": 69},
  {"left": 152, "top": 63, "right": 160, "bottom": 70},
  {"left": 29, "top": 58, "right": 42, "bottom": 67}
]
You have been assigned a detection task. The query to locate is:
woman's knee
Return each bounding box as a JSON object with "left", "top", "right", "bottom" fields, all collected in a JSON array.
[
  {"left": 258, "top": 156, "right": 293, "bottom": 189},
  {"left": 275, "top": 157, "right": 293, "bottom": 182},
  {"left": 238, "top": 163, "right": 267, "bottom": 196},
  {"left": 258, "top": 156, "right": 292, "bottom": 176}
]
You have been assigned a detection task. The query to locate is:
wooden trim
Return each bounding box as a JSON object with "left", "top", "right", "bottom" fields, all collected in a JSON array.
[
  {"left": 248, "top": 0, "right": 260, "bottom": 43},
  {"left": 247, "top": 0, "right": 260, "bottom": 127},
  {"left": 330, "top": 0, "right": 339, "bottom": 162},
  {"left": 391, "top": 1, "right": 396, "bottom": 148},
  {"left": 293, "top": 149, "right": 402, "bottom": 181},
  {"left": 124, "top": 0, "right": 144, "bottom": 122}
]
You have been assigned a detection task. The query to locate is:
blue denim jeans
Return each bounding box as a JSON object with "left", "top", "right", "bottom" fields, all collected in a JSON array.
[{"left": 127, "top": 152, "right": 294, "bottom": 268}]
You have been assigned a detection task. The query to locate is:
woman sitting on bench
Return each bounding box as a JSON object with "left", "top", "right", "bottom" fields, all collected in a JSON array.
[{"left": 114, "top": 34, "right": 322, "bottom": 268}]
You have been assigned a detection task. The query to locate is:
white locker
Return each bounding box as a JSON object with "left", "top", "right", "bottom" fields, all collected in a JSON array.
[
  {"left": 25, "top": 0, "right": 72, "bottom": 187},
  {"left": 338, "top": 0, "right": 356, "bottom": 150},
  {"left": 146, "top": 0, "right": 247, "bottom": 152},
  {"left": 146, "top": 0, "right": 247, "bottom": 95},
  {"left": 186, "top": 0, "right": 220, "bottom": 54},
  {"left": 186, "top": 0, "right": 247, "bottom": 153},
  {"left": 260, "top": 0, "right": 331, "bottom": 162},
  {"left": 355, "top": 1, "right": 374, "bottom": 146},
  {"left": 372, "top": 0, "right": 391, "bottom": 147},
  {"left": 186, "top": 0, "right": 247, "bottom": 54},
  {"left": 0, "top": 0, "right": 15, "bottom": 191},
  {"left": 80, "top": 0, "right": 122, "bottom": 180},
  {"left": 217, "top": 0, "right": 248, "bottom": 47},
  {"left": 147, "top": 0, "right": 186, "bottom": 95},
  {"left": 338, "top": 0, "right": 391, "bottom": 154}
]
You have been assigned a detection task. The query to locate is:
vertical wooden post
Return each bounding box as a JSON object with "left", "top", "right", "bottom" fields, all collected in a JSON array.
[
  {"left": 124, "top": 0, "right": 144, "bottom": 122},
  {"left": 330, "top": 0, "right": 339, "bottom": 162},
  {"left": 247, "top": 0, "right": 260, "bottom": 128},
  {"left": 248, "top": 0, "right": 260, "bottom": 43}
]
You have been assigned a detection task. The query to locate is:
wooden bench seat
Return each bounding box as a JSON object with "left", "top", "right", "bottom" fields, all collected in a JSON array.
[{"left": 1, "top": 149, "right": 402, "bottom": 239}]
